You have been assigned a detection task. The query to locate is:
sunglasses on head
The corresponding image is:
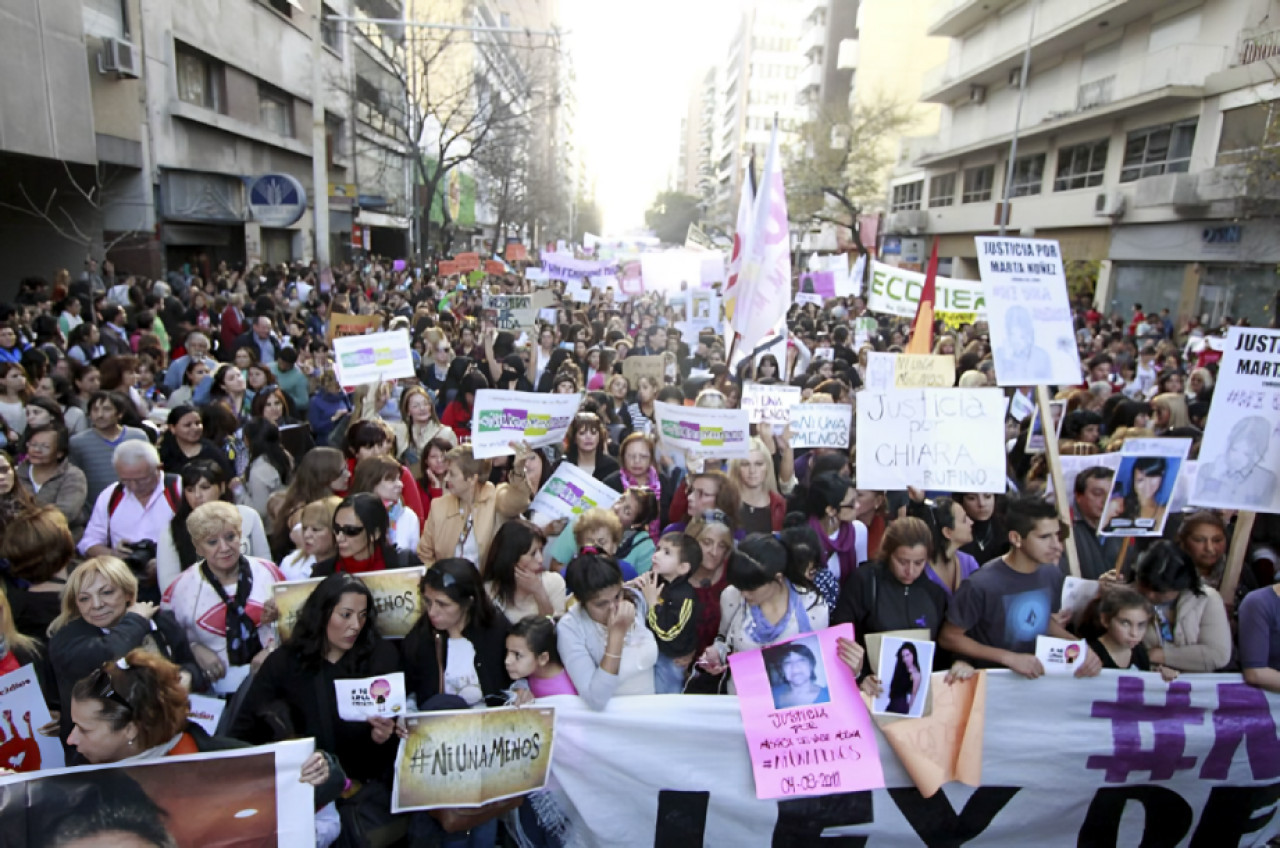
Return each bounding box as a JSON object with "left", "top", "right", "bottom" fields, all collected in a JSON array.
[
  {"left": 92, "top": 657, "right": 134, "bottom": 711},
  {"left": 333, "top": 523, "right": 366, "bottom": 537}
]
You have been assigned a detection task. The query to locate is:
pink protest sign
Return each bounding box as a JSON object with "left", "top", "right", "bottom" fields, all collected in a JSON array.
[{"left": 728, "top": 624, "right": 884, "bottom": 800}]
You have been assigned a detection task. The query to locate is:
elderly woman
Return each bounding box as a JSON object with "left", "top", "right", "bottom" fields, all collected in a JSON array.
[
  {"left": 1126, "top": 540, "right": 1232, "bottom": 673},
  {"left": 157, "top": 460, "right": 271, "bottom": 592},
  {"left": 1176, "top": 510, "right": 1258, "bottom": 611},
  {"left": 161, "top": 501, "right": 283, "bottom": 696},
  {"left": 49, "top": 556, "right": 204, "bottom": 743},
  {"left": 602, "top": 432, "right": 671, "bottom": 537},
  {"left": 16, "top": 424, "right": 87, "bottom": 537},
  {"left": 418, "top": 442, "right": 534, "bottom": 567}
]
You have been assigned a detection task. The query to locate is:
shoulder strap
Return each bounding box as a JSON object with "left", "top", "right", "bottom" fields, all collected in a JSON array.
[
  {"left": 107, "top": 483, "right": 125, "bottom": 518},
  {"left": 163, "top": 474, "right": 182, "bottom": 512}
]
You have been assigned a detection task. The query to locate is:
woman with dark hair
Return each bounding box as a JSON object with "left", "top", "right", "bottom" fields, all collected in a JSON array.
[
  {"left": 158, "top": 405, "right": 233, "bottom": 478},
  {"left": 804, "top": 472, "right": 867, "bottom": 595},
  {"left": 351, "top": 454, "right": 419, "bottom": 554},
  {"left": 535, "top": 348, "right": 575, "bottom": 394},
  {"left": 1105, "top": 399, "right": 1153, "bottom": 435},
  {"left": 401, "top": 557, "right": 512, "bottom": 710},
  {"left": 416, "top": 434, "right": 455, "bottom": 515},
  {"left": 626, "top": 375, "right": 660, "bottom": 436},
  {"left": 766, "top": 641, "right": 828, "bottom": 708},
  {"left": 612, "top": 486, "right": 658, "bottom": 574},
  {"left": 563, "top": 412, "right": 619, "bottom": 481},
  {"left": 886, "top": 642, "right": 923, "bottom": 715},
  {"left": 201, "top": 401, "right": 248, "bottom": 479},
  {"left": 250, "top": 385, "right": 300, "bottom": 427},
  {"left": 66, "top": 322, "right": 105, "bottom": 365},
  {"left": 232, "top": 572, "right": 402, "bottom": 796},
  {"left": 156, "top": 460, "right": 270, "bottom": 592},
  {"left": 166, "top": 356, "right": 212, "bottom": 409},
  {"left": 955, "top": 492, "right": 1008, "bottom": 562},
  {"left": 200, "top": 362, "right": 254, "bottom": 419},
  {"left": 267, "top": 446, "right": 350, "bottom": 561},
  {"left": 244, "top": 418, "right": 293, "bottom": 522},
  {"left": 16, "top": 424, "right": 87, "bottom": 536},
  {"left": 906, "top": 494, "right": 980, "bottom": 596},
  {"left": 1176, "top": 510, "right": 1258, "bottom": 609},
  {"left": 1101, "top": 456, "right": 1169, "bottom": 534},
  {"left": 440, "top": 369, "right": 488, "bottom": 442},
  {"left": 482, "top": 519, "right": 563, "bottom": 623},
  {"left": 33, "top": 372, "right": 87, "bottom": 434},
  {"left": 1060, "top": 409, "right": 1103, "bottom": 446},
  {"left": 1124, "top": 540, "right": 1231, "bottom": 672},
  {"left": 340, "top": 418, "right": 426, "bottom": 524},
  {"left": 0, "top": 504, "right": 76, "bottom": 641},
  {"left": 0, "top": 362, "right": 31, "bottom": 443},
  {"left": 311, "top": 492, "right": 415, "bottom": 577},
  {"left": 754, "top": 354, "right": 781, "bottom": 382},
  {"left": 557, "top": 550, "right": 657, "bottom": 709}
]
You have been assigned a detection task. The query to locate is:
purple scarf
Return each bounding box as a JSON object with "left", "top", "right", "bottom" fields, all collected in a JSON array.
[
  {"left": 621, "top": 465, "right": 662, "bottom": 540},
  {"left": 809, "top": 517, "right": 858, "bottom": 585}
]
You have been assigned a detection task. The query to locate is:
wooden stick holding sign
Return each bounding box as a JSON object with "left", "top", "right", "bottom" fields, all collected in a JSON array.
[
  {"left": 1037, "top": 384, "right": 1080, "bottom": 579},
  {"left": 1220, "top": 510, "right": 1256, "bottom": 611}
]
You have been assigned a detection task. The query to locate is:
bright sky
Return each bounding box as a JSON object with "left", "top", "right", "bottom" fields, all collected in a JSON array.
[{"left": 561, "top": 0, "right": 743, "bottom": 234}]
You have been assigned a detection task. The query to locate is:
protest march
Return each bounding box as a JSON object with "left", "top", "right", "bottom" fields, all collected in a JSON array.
[{"left": 2, "top": 5, "right": 1280, "bottom": 847}]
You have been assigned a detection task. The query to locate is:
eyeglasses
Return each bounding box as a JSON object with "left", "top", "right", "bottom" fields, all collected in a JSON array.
[{"left": 333, "top": 523, "right": 366, "bottom": 537}]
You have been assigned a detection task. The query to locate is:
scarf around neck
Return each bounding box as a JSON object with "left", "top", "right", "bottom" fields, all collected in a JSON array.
[
  {"left": 746, "top": 579, "right": 812, "bottom": 647},
  {"left": 200, "top": 557, "right": 263, "bottom": 666},
  {"left": 810, "top": 516, "right": 857, "bottom": 583}
]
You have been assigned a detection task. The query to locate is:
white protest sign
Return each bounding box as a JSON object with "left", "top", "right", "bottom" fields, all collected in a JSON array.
[
  {"left": 529, "top": 461, "right": 621, "bottom": 522},
  {"left": 1099, "top": 438, "right": 1193, "bottom": 538},
  {"left": 797, "top": 292, "right": 823, "bottom": 307},
  {"left": 1190, "top": 327, "right": 1280, "bottom": 511},
  {"left": 1009, "top": 389, "right": 1036, "bottom": 422},
  {"left": 470, "top": 390, "right": 582, "bottom": 459},
  {"left": 187, "top": 694, "right": 227, "bottom": 738},
  {"left": 856, "top": 389, "right": 1006, "bottom": 492},
  {"left": 566, "top": 278, "right": 592, "bottom": 303},
  {"left": 867, "top": 261, "right": 987, "bottom": 320},
  {"left": 788, "top": 403, "right": 852, "bottom": 450},
  {"left": 332, "top": 329, "right": 416, "bottom": 386},
  {"left": 740, "top": 383, "right": 802, "bottom": 424},
  {"left": 640, "top": 251, "right": 703, "bottom": 293},
  {"left": 975, "top": 237, "right": 1080, "bottom": 387},
  {"left": 864, "top": 351, "right": 896, "bottom": 394},
  {"left": 654, "top": 400, "right": 751, "bottom": 459},
  {"left": 0, "top": 664, "right": 63, "bottom": 772},
  {"left": 1034, "top": 636, "right": 1089, "bottom": 676},
  {"left": 335, "top": 672, "right": 408, "bottom": 721},
  {"left": 525, "top": 267, "right": 549, "bottom": 284}
]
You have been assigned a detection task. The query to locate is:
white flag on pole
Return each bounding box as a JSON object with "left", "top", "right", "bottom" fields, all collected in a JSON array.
[{"left": 730, "top": 123, "right": 791, "bottom": 355}]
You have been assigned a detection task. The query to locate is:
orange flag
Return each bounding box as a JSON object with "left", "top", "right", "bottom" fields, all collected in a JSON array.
[{"left": 905, "top": 237, "right": 940, "bottom": 355}]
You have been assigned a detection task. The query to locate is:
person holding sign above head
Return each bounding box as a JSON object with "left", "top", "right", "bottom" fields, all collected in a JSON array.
[
  {"left": 418, "top": 442, "right": 535, "bottom": 568},
  {"left": 1099, "top": 456, "right": 1170, "bottom": 535},
  {"left": 940, "top": 498, "right": 1102, "bottom": 679}
]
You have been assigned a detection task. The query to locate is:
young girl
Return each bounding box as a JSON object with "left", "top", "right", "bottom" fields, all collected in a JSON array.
[
  {"left": 1087, "top": 587, "right": 1180, "bottom": 681},
  {"left": 506, "top": 615, "right": 578, "bottom": 702}
]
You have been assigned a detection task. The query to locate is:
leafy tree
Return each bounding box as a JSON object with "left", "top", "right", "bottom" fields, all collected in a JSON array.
[{"left": 645, "top": 191, "right": 702, "bottom": 245}]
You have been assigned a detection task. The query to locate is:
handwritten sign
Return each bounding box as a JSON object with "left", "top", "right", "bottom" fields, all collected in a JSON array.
[
  {"left": 855, "top": 389, "right": 1006, "bottom": 492},
  {"left": 864, "top": 351, "right": 896, "bottom": 394},
  {"left": 326, "top": 312, "right": 384, "bottom": 343},
  {"left": 741, "top": 383, "right": 803, "bottom": 425},
  {"left": 894, "top": 354, "right": 956, "bottom": 389},
  {"left": 333, "top": 329, "right": 416, "bottom": 386},
  {"left": 393, "top": 707, "right": 556, "bottom": 811},
  {"left": 654, "top": 401, "right": 751, "bottom": 460},
  {"left": 621, "top": 355, "right": 666, "bottom": 389},
  {"left": 471, "top": 390, "right": 582, "bottom": 459},
  {"left": 788, "top": 403, "right": 852, "bottom": 449},
  {"left": 529, "top": 461, "right": 620, "bottom": 522},
  {"left": 273, "top": 566, "right": 425, "bottom": 641},
  {"left": 335, "top": 672, "right": 407, "bottom": 721},
  {"left": 728, "top": 625, "right": 884, "bottom": 800}
]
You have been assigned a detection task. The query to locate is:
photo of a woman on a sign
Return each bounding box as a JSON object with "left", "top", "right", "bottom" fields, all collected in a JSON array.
[
  {"left": 1100, "top": 456, "right": 1177, "bottom": 536},
  {"left": 764, "top": 638, "right": 830, "bottom": 709}
]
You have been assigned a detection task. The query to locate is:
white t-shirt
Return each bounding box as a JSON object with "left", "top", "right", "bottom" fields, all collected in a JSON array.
[{"left": 444, "top": 638, "right": 484, "bottom": 707}]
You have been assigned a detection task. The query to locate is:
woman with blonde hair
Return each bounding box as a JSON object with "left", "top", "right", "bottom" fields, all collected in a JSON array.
[
  {"left": 267, "top": 446, "right": 350, "bottom": 560},
  {"left": 1151, "top": 392, "right": 1191, "bottom": 434},
  {"left": 730, "top": 436, "right": 789, "bottom": 535},
  {"left": 49, "top": 556, "right": 204, "bottom": 743},
  {"left": 392, "top": 384, "right": 456, "bottom": 470},
  {"left": 278, "top": 496, "right": 340, "bottom": 580},
  {"left": 0, "top": 590, "right": 40, "bottom": 676}
]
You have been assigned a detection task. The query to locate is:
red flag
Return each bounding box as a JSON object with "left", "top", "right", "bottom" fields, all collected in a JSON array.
[{"left": 906, "top": 238, "right": 940, "bottom": 355}]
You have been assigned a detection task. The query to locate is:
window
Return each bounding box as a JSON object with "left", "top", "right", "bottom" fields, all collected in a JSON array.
[
  {"left": 83, "top": 0, "right": 128, "bottom": 39},
  {"left": 321, "top": 4, "right": 342, "bottom": 54},
  {"left": 962, "top": 165, "right": 994, "bottom": 203},
  {"left": 929, "top": 173, "right": 956, "bottom": 207},
  {"left": 1054, "top": 139, "right": 1109, "bottom": 190},
  {"left": 267, "top": 0, "right": 294, "bottom": 17},
  {"left": 1120, "top": 120, "right": 1197, "bottom": 182},
  {"left": 325, "top": 115, "right": 344, "bottom": 167},
  {"left": 890, "top": 181, "right": 923, "bottom": 212},
  {"left": 1009, "top": 154, "right": 1045, "bottom": 197},
  {"left": 259, "top": 84, "right": 295, "bottom": 138},
  {"left": 1217, "top": 103, "right": 1277, "bottom": 166},
  {"left": 175, "top": 45, "right": 225, "bottom": 113},
  {"left": 356, "top": 75, "right": 381, "bottom": 109}
]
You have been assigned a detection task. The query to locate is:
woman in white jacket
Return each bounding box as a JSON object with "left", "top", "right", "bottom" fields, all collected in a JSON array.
[
  {"left": 557, "top": 550, "right": 658, "bottom": 710},
  {"left": 157, "top": 461, "right": 271, "bottom": 593},
  {"left": 351, "top": 454, "right": 421, "bottom": 554}
]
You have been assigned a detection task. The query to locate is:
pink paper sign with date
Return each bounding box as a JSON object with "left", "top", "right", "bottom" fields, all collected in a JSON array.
[{"left": 728, "top": 623, "right": 884, "bottom": 800}]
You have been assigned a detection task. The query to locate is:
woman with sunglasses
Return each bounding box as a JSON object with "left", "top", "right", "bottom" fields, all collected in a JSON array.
[
  {"left": 564, "top": 412, "right": 619, "bottom": 482},
  {"left": 315, "top": 492, "right": 417, "bottom": 577}
]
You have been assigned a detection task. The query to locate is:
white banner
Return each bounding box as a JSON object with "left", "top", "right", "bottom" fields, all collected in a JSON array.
[
  {"left": 788, "top": 403, "right": 852, "bottom": 450},
  {"left": 856, "top": 389, "right": 1006, "bottom": 492},
  {"left": 639, "top": 251, "right": 705, "bottom": 293},
  {"left": 332, "top": 329, "right": 416, "bottom": 386},
  {"left": 654, "top": 401, "right": 752, "bottom": 459},
  {"left": 529, "top": 461, "right": 621, "bottom": 521},
  {"left": 867, "top": 262, "right": 987, "bottom": 320},
  {"left": 975, "top": 238, "right": 1080, "bottom": 387},
  {"left": 546, "top": 673, "right": 1280, "bottom": 847},
  {"left": 470, "top": 390, "right": 583, "bottom": 459},
  {"left": 1190, "top": 327, "right": 1280, "bottom": 512},
  {"left": 740, "top": 383, "right": 802, "bottom": 425},
  {"left": 0, "top": 665, "right": 63, "bottom": 772}
]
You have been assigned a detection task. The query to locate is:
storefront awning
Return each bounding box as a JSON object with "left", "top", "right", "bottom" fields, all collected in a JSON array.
[{"left": 356, "top": 210, "right": 410, "bottom": 230}]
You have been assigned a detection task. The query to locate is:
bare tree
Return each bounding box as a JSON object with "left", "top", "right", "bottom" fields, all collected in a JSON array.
[
  {"left": 0, "top": 161, "right": 144, "bottom": 258},
  {"left": 785, "top": 98, "right": 916, "bottom": 254}
]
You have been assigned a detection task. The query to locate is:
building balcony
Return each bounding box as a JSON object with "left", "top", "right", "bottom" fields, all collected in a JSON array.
[
  {"left": 921, "top": 0, "right": 1163, "bottom": 103},
  {"left": 798, "top": 62, "right": 823, "bottom": 95},
  {"left": 1235, "top": 27, "right": 1280, "bottom": 67},
  {"left": 801, "top": 0, "right": 828, "bottom": 27},
  {"left": 927, "top": 0, "right": 1018, "bottom": 38},
  {"left": 837, "top": 38, "right": 859, "bottom": 70},
  {"left": 801, "top": 21, "right": 826, "bottom": 58}
]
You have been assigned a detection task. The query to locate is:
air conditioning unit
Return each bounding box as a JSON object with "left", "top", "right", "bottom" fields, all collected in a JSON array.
[
  {"left": 99, "top": 37, "right": 140, "bottom": 78},
  {"left": 969, "top": 85, "right": 987, "bottom": 104},
  {"left": 1094, "top": 192, "right": 1125, "bottom": 218}
]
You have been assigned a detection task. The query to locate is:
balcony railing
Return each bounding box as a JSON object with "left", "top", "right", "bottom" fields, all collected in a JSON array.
[{"left": 1236, "top": 28, "right": 1280, "bottom": 66}]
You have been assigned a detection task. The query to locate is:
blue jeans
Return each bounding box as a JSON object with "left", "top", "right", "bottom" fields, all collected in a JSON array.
[{"left": 654, "top": 653, "right": 687, "bottom": 694}]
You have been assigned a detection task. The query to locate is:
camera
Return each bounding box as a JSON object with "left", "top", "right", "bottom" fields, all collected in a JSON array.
[{"left": 120, "top": 539, "right": 158, "bottom": 574}]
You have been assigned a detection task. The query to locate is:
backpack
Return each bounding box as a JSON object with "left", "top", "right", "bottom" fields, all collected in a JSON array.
[{"left": 106, "top": 473, "right": 182, "bottom": 546}]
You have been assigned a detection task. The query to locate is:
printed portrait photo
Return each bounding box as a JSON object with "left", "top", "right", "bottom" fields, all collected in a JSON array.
[{"left": 763, "top": 635, "right": 830, "bottom": 710}]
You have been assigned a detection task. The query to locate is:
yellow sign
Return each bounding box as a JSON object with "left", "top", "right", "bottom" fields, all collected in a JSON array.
[
  {"left": 620, "top": 355, "right": 665, "bottom": 388},
  {"left": 393, "top": 707, "right": 556, "bottom": 812},
  {"left": 894, "top": 354, "right": 957, "bottom": 389},
  {"left": 273, "top": 567, "right": 425, "bottom": 641}
]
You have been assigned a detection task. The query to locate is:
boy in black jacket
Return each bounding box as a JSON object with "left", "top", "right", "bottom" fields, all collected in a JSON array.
[{"left": 634, "top": 533, "right": 701, "bottom": 694}]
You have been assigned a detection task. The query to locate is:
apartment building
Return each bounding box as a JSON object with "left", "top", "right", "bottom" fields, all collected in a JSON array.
[
  {"left": 888, "top": 0, "right": 1280, "bottom": 323},
  {"left": 676, "top": 65, "right": 718, "bottom": 206}
]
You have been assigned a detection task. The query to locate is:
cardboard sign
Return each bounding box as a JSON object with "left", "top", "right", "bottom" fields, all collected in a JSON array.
[
  {"left": 620, "top": 355, "right": 666, "bottom": 389},
  {"left": 1190, "top": 326, "right": 1280, "bottom": 511},
  {"left": 484, "top": 260, "right": 506, "bottom": 275},
  {"left": 529, "top": 462, "right": 621, "bottom": 522},
  {"left": 654, "top": 401, "right": 751, "bottom": 459},
  {"left": 454, "top": 253, "right": 481, "bottom": 272},
  {"left": 1098, "top": 438, "right": 1192, "bottom": 537},
  {"left": 393, "top": 707, "right": 556, "bottom": 812},
  {"left": 326, "top": 312, "right": 384, "bottom": 343},
  {"left": 470, "top": 390, "right": 582, "bottom": 459},
  {"left": 741, "top": 383, "right": 803, "bottom": 425},
  {"left": 335, "top": 672, "right": 408, "bottom": 721},
  {"left": 788, "top": 403, "right": 852, "bottom": 450},
  {"left": 333, "top": 329, "right": 416, "bottom": 386},
  {"left": 273, "top": 566, "right": 426, "bottom": 640},
  {"left": 505, "top": 243, "right": 528, "bottom": 262},
  {"left": 728, "top": 624, "right": 884, "bottom": 800},
  {"left": 894, "top": 354, "right": 956, "bottom": 389},
  {"left": 975, "top": 237, "right": 1080, "bottom": 387},
  {"left": 855, "top": 389, "right": 1007, "bottom": 492}
]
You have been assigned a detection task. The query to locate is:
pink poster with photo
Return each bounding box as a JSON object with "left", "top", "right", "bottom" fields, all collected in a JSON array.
[{"left": 728, "top": 624, "right": 884, "bottom": 800}]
